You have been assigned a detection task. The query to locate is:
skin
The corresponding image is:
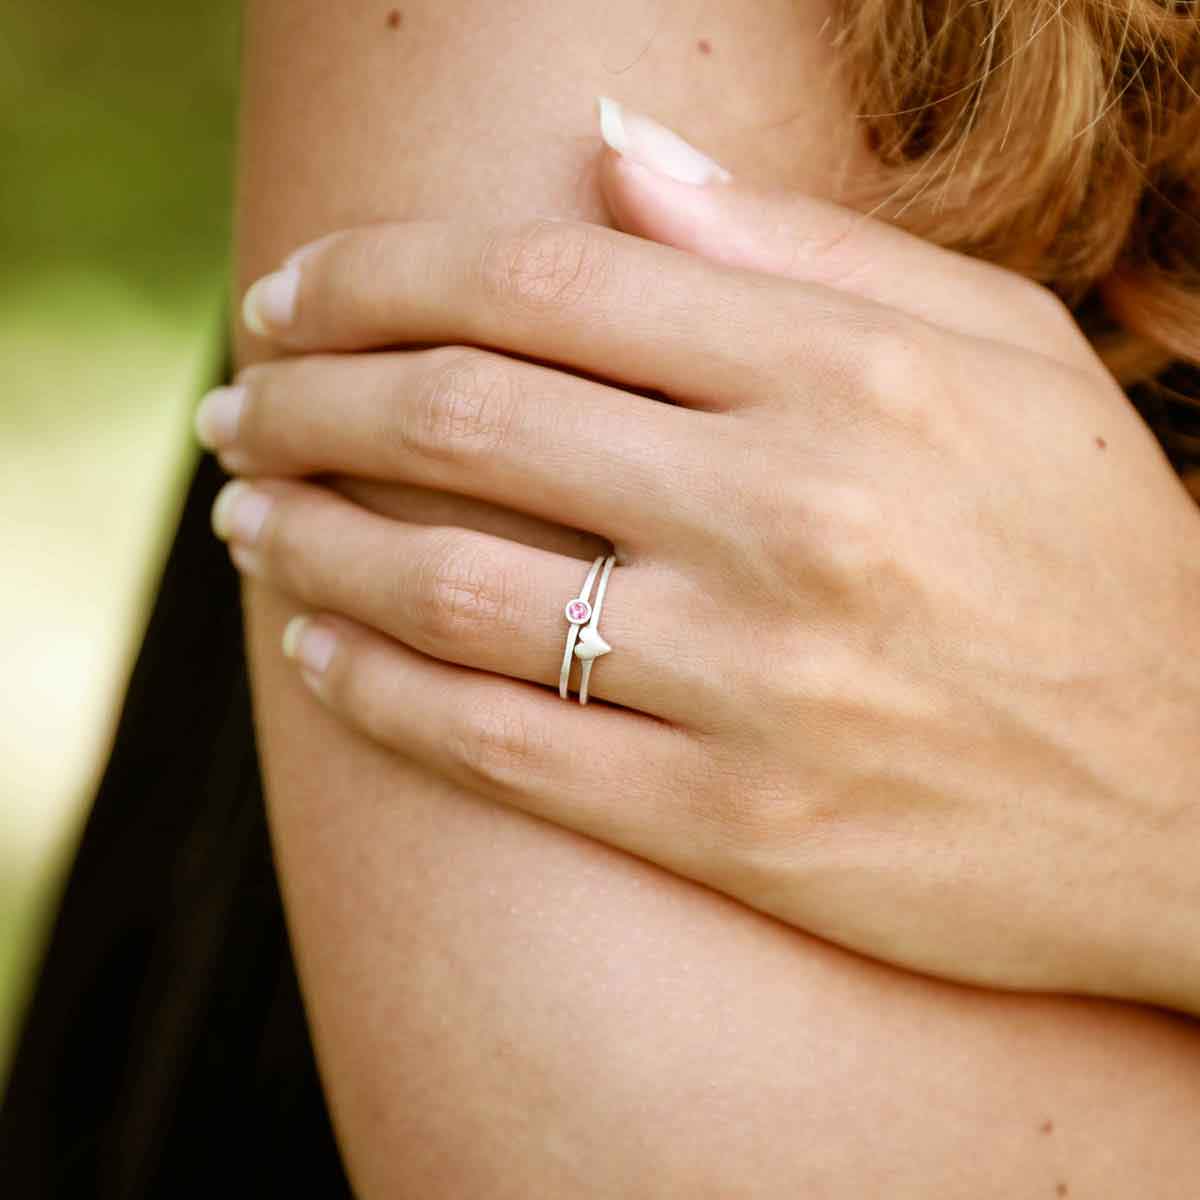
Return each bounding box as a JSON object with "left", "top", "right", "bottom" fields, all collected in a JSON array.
[
  {"left": 213, "top": 150, "right": 1200, "bottom": 1013},
  {"left": 235, "top": 2, "right": 1200, "bottom": 1195}
]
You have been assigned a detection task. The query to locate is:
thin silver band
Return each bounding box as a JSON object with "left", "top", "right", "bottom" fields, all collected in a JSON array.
[
  {"left": 576, "top": 554, "right": 616, "bottom": 706},
  {"left": 559, "top": 555, "right": 606, "bottom": 699}
]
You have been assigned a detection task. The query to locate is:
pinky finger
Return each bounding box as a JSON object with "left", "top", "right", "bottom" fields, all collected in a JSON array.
[{"left": 281, "top": 611, "right": 718, "bottom": 872}]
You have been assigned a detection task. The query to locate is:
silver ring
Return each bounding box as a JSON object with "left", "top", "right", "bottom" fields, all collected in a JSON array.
[
  {"left": 560, "top": 556, "right": 605, "bottom": 699},
  {"left": 559, "top": 554, "right": 615, "bottom": 704},
  {"left": 575, "top": 554, "right": 615, "bottom": 706}
]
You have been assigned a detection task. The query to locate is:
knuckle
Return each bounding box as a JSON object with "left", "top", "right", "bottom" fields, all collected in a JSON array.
[
  {"left": 414, "top": 532, "right": 511, "bottom": 645},
  {"left": 815, "top": 484, "right": 890, "bottom": 585},
  {"left": 449, "top": 692, "right": 542, "bottom": 790},
  {"left": 786, "top": 478, "right": 892, "bottom": 600},
  {"left": 843, "top": 316, "right": 941, "bottom": 434},
  {"left": 405, "top": 348, "right": 518, "bottom": 463},
  {"left": 479, "top": 218, "right": 613, "bottom": 317}
]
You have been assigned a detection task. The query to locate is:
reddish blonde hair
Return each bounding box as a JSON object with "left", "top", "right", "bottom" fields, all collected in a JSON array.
[{"left": 832, "top": 0, "right": 1200, "bottom": 501}]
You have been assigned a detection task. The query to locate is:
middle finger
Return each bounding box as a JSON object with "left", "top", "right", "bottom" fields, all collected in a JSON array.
[{"left": 203, "top": 346, "right": 721, "bottom": 552}]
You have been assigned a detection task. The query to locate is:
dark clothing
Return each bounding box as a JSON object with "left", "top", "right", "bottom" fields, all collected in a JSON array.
[{"left": 0, "top": 451, "right": 352, "bottom": 1197}]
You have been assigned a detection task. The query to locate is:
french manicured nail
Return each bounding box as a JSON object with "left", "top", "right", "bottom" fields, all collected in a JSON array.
[
  {"left": 284, "top": 231, "right": 342, "bottom": 268},
  {"left": 194, "top": 385, "right": 247, "bottom": 450},
  {"left": 282, "top": 615, "right": 337, "bottom": 677},
  {"left": 211, "top": 480, "right": 273, "bottom": 544},
  {"left": 596, "top": 95, "right": 731, "bottom": 185},
  {"left": 242, "top": 263, "right": 300, "bottom": 337}
]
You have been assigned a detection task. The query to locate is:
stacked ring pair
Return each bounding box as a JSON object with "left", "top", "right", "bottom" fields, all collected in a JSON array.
[{"left": 559, "top": 554, "right": 616, "bottom": 705}]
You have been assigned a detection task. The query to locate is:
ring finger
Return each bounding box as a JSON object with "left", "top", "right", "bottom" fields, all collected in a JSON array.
[{"left": 213, "top": 476, "right": 717, "bottom": 724}]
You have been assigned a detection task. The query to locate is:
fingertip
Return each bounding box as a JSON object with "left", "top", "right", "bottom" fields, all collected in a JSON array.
[
  {"left": 282, "top": 613, "right": 338, "bottom": 677},
  {"left": 281, "top": 614, "right": 310, "bottom": 660},
  {"left": 593, "top": 95, "right": 731, "bottom": 186},
  {"left": 242, "top": 263, "right": 300, "bottom": 338},
  {"left": 599, "top": 149, "right": 729, "bottom": 250},
  {"left": 194, "top": 385, "right": 247, "bottom": 451}
]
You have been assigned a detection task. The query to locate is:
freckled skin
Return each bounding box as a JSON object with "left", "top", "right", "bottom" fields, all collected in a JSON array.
[
  {"left": 386, "top": 8, "right": 402, "bottom": 28},
  {"left": 1057, "top": 1183, "right": 1069, "bottom": 1197}
]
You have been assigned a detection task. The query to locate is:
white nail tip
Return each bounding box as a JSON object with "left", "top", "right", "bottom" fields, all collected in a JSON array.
[
  {"left": 282, "top": 615, "right": 308, "bottom": 660},
  {"left": 242, "top": 264, "right": 300, "bottom": 336},
  {"left": 241, "top": 283, "right": 269, "bottom": 337},
  {"left": 594, "top": 95, "right": 731, "bottom": 186},
  {"left": 597, "top": 95, "right": 628, "bottom": 156}
]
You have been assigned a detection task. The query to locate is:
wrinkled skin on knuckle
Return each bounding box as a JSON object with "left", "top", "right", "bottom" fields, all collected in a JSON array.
[
  {"left": 479, "top": 218, "right": 613, "bottom": 318},
  {"left": 449, "top": 691, "right": 544, "bottom": 793},
  {"left": 415, "top": 532, "right": 511, "bottom": 648},
  {"left": 406, "top": 348, "right": 519, "bottom": 465}
]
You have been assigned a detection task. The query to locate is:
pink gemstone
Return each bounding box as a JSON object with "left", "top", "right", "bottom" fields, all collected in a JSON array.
[{"left": 565, "top": 599, "right": 591, "bottom": 624}]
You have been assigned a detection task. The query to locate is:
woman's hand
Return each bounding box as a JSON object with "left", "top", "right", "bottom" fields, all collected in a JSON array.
[{"left": 202, "top": 102, "right": 1200, "bottom": 1013}]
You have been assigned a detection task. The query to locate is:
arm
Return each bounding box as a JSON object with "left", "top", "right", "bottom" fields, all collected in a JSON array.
[{"left": 235, "top": 3, "right": 1200, "bottom": 1196}]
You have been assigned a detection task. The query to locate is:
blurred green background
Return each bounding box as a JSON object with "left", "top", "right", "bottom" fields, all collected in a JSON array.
[{"left": 1, "top": 0, "right": 241, "bottom": 1091}]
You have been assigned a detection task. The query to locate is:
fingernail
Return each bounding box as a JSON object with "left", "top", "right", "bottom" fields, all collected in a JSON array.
[
  {"left": 194, "top": 385, "right": 247, "bottom": 450},
  {"left": 283, "top": 230, "right": 343, "bottom": 268},
  {"left": 282, "top": 615, "right": 337, "bottom": 674},
  {"left": 211, "top": 480, "right": 273, "bottom": 544},
  {"left": 242, "top": 263, "right": 300, "bottom": 336},
  {"left": 596, "top": 95, "right": 731, "bottom": 186}
]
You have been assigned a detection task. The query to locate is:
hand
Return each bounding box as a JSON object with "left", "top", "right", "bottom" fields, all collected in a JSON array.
[{"left": 202, "top": 103, "right": 1200, "bottom": 1013}]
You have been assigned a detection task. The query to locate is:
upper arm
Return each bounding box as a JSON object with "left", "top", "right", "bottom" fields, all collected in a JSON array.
[{"left": 234, "top": 4, "right": 1200, "bottom": 1196}]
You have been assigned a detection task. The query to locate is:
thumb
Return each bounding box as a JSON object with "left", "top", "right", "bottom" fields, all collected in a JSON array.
[{"left": 593, "top": 96, "right": 1049, "bottom": 350}]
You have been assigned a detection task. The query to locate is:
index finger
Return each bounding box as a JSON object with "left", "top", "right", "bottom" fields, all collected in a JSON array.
[{"left": 240, "top": 217, "right": 889, "bottom": 408}]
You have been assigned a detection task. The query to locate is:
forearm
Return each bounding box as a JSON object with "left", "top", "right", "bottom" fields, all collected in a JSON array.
[{"left": 235, "top": 3, "right": 1200, "bottom": 1195}]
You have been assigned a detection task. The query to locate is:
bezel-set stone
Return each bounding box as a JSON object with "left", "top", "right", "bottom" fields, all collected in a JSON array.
[{"left": 565, "top": 598, "right": 592, "bottom": 624}]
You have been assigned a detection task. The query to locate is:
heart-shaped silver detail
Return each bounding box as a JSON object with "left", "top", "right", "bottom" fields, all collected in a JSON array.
[{"left": 574, "top": 625, "right": 612, "bottom": 661}]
